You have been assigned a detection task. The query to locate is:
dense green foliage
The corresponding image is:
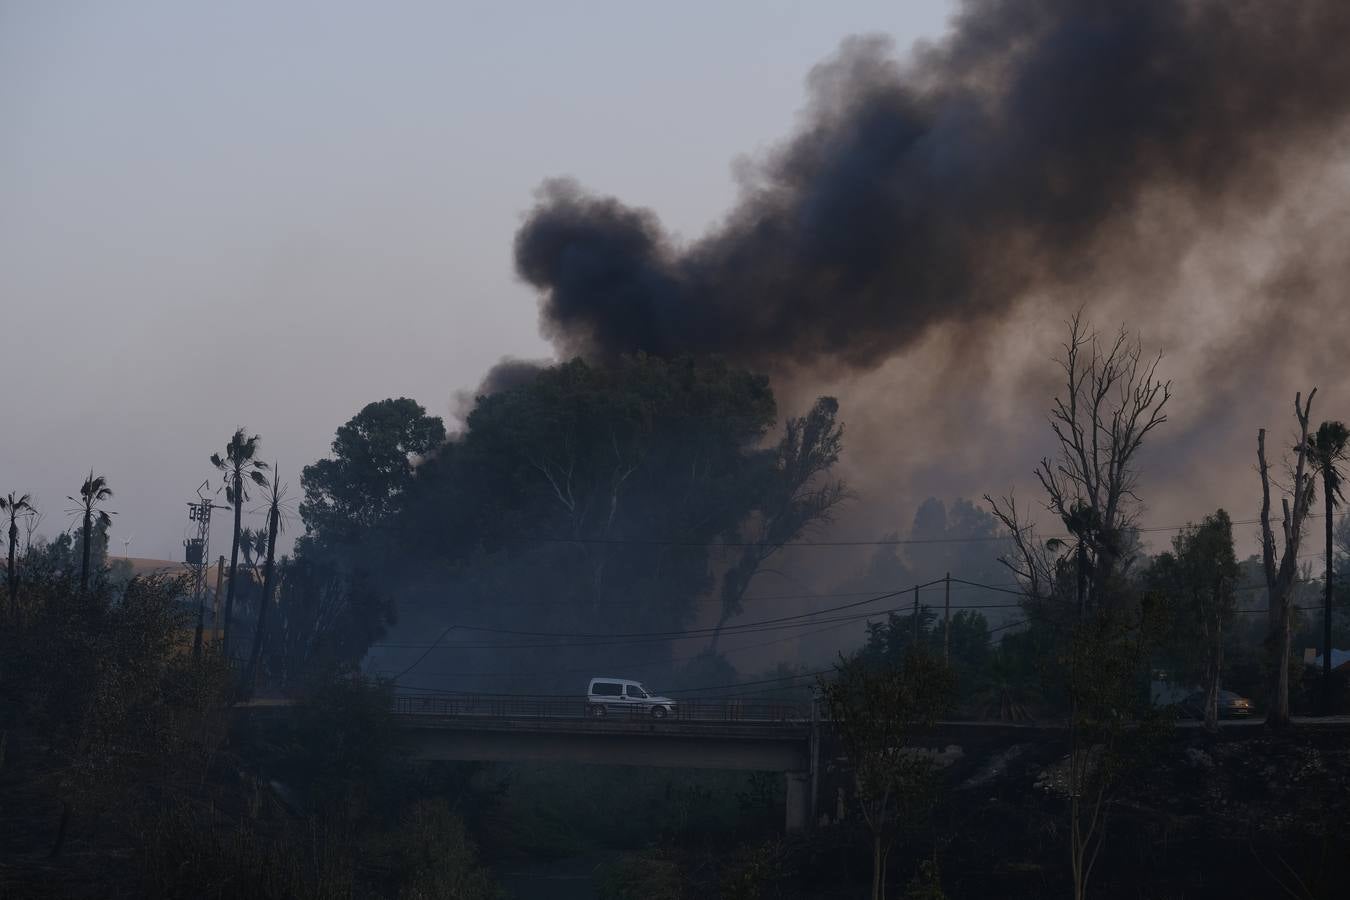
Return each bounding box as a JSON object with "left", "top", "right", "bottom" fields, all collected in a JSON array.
[
  {"left": 300, "top": 397, "right": 448, "bottom": 556},
  {"left": 821, "top": 650, "right": 954, "bottom": 900},
  {"left": 285, "top": 355, "right": 849, "bottom": 693},
  {"left": 0, "top": 561, "right": 498, "bottom": 898}
]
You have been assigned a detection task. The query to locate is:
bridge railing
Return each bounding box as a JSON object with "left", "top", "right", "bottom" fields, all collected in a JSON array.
[{"left": 392, "top": 693, "right": 812, "bottom": 723}]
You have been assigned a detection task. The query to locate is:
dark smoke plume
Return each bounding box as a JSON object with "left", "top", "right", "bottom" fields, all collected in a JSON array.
[{"left": 515, "top": 0, "right": 1350, "bottom": 371}]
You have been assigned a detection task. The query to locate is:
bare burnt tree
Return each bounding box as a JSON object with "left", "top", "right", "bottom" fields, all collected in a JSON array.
[
  {"left": 709, "top": 397, "right": 848, "bottom": 653},
  {"left": 988, "top": 314, "right": 1170, "bottom": 612},
  {"left": 988, "top": 316, "right": 1173, "bottom": 900},
  {"left": 1257, "top": 391, "right": 1318, "bottom": 729}
]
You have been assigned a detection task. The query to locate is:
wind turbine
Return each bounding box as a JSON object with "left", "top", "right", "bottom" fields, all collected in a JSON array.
[{"left": 122, "top": 535, "right": 134, "bottom": 558}]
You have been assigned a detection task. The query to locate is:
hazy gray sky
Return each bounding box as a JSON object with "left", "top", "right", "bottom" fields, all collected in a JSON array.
[{"left": 1, "top": 0, "right": 952, "bottom": 560}]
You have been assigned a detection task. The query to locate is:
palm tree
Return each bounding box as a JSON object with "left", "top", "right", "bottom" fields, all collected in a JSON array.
[
  {"left": 1047, "top": 499, "right": 1107, "bottom": 619},
  {"left": 1, "top": 492, "right": 35, "bottom": 617},
  {"left": 1306, "top": 420, "right": 1349, "bottom": 715},
  {"left": 211, "top": 429, "right": 269, "bottom": 660},
  {"left": 244, "top": 467, "right": 286, "bottom": 696},
  {"left": 68, "top": 473, "right": 114, "bottom": 591}
]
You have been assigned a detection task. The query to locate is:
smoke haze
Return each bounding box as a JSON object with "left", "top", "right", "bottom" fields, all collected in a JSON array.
[{"left": 514, "top": 0, "right": 1350, "bottom": 550}]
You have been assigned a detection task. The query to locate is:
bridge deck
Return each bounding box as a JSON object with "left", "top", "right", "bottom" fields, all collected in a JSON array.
[{"left": 394, "top": 711, "right": 810, "bottom": 740}]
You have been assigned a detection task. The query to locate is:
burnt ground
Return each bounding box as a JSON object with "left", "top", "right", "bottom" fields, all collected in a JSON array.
[
  {"left": 901, "top": 726, "right": 1350, "bottom": 899},
  {"left": 564, "top": 725, "right": 1350, "bottom": 899},
  {"left": 4, "top": 719, "right": 1348, "bottom": 898}
]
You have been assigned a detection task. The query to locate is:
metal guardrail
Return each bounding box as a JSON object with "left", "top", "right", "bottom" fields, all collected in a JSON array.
[{"left": 392, "top": 693, "right": 812, "bottom": 723}]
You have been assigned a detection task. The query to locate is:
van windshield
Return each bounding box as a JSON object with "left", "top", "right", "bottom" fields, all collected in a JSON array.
[{"left": 631, "top": 684, "right": 650, "bottom": 698}]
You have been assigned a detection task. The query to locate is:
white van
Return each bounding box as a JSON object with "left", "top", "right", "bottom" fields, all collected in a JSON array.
[{"left": 586, "top": 678, "right": 676, "bottom": 719}]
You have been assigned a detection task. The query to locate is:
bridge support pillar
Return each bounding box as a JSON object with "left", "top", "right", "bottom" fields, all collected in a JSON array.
[{"left": 784, "top": 771, "right": 810, "bottom": 833}]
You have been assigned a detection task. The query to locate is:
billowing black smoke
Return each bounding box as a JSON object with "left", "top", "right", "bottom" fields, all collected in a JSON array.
[{"left": 514, "top": 0, "right": 1350, "bottom": 370}]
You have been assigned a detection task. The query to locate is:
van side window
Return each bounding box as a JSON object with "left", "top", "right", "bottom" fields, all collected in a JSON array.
[{"left": 593, "top": 682, "right": 621, "bottom": 697}]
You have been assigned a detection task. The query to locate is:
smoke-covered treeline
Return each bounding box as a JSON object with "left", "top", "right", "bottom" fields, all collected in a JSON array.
[{"left": 290, "top": 356, "right": 847, "bottom": 691}]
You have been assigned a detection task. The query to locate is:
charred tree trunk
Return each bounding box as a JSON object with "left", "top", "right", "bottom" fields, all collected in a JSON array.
[
  {"left": 1257, "top": 393, "right": 1316, "bottom": 730},
  {"left": 1323, "top": 472, "right": 1335, "bottom": 716},
  {"left": 222, "top": 476, "right": 243, "bottom": 660},
  {"left": 244, "top": 499, "right": 280, "bottom": 696},
  {"left": 1201, "top": 571, "right": 1226, "bottom": 733},
  {"left": 80, "top": 508, "right": 92, "bottom": 592},
  {"left": 6, "top": 518, "right": 17, "bottom": 618}
]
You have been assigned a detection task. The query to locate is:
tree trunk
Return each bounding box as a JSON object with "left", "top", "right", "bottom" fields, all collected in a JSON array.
[
  {"left": 1258, "top": 415, "right": 1313, "bottom": 732},
  {"left": 1270, "top": 599, "right": 1293, "bottom": 729},
  {"left": 222, "top": 477, "right": 243, "bottom": 660},
  {"left": 1206, "top": 608, "right": 1224, "bottom": 733},
  {"left": 1324, "top": 476, "right": 1334, "bottom": 716},
  {"left": 872, "top": 833, "right": 883, "bottom": 900},
  {"left": 1203, "top": 657, "right": 1219, "bottom": 733},
  {"left": 80, "top": 508, "right": 92, "bottom": 591},
  {"left": 7, "top": 518, "right": 17, "bottom": 618},
  {"left": 1204, "top": 576, "right": 1221, "bottom": 733},
  {"left": 244, "top": 502, "right": 280, "bottom": 696},
  {"left": 1071, "top": 792, "right": 1085, "bottom": 900}
]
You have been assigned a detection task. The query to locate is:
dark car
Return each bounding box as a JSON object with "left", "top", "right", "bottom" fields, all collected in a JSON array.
[{"left": 1178, "top": 689, "right": 1253, "bottom": 719}]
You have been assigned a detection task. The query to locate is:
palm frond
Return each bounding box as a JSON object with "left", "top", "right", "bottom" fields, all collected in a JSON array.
[{"left": 1, "top": 493, "right": 34, "bottom": 514}]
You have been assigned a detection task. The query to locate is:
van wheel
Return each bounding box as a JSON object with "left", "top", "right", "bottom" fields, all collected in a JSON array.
[
  {"left": 651, "top": 706, "right": 668, "bottom": 720},
  {"left": 589, "top": 704, "right": 606, "bottom": 719}
]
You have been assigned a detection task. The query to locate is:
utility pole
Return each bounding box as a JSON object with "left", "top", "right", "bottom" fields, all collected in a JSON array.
[
  {"left": 912, "top": 584, "right": 920, "bottom": 646},
  {"left": 944, "top": 572, "right": 951, "bottom": 665},
  {"left": 186, "top": 482, "right": 225, "bottom": 658}
]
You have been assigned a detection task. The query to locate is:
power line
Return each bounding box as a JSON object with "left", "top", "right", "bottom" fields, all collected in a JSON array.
[
  {"left": 387, "top": 600, "right": 1339, "bottom": 696},
  {"left": 378, "top": 601, "right": 1023, "bottom": 653},
  {"left": 384, "top": 617, "right": 865, "bottom": 682},
  {"left": 371, "top": 577, "right": 1019, "bottom": 651},
  {"left": 379, "top": 576, "right": 1029, "bottom": 680},
  {"left": 434, "top": 580, "right": 1026, "bottom": 609},
  {"left": 513, "top": 511, "right": 1337, "bottom": 550},
  {"left": 377, "top": 565, "right": 1344, "bottom": 682},
  {"left": 371, "top": 582, "right": 1338, "bottom": 653},
  {"left": 528, "top": 533, "right": 1013, "bottom": 548}
]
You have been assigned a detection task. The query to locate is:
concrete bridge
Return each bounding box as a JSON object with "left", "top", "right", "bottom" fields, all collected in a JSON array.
[
  {"left": 389, "top": 695, "right": 1350, "bottom": 832},
  {"left": 392, "top": 694, "right": 823, "bottom": 831},
  {"left": 243, "top": 693, "right": 1350, "bottom": 833}
]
